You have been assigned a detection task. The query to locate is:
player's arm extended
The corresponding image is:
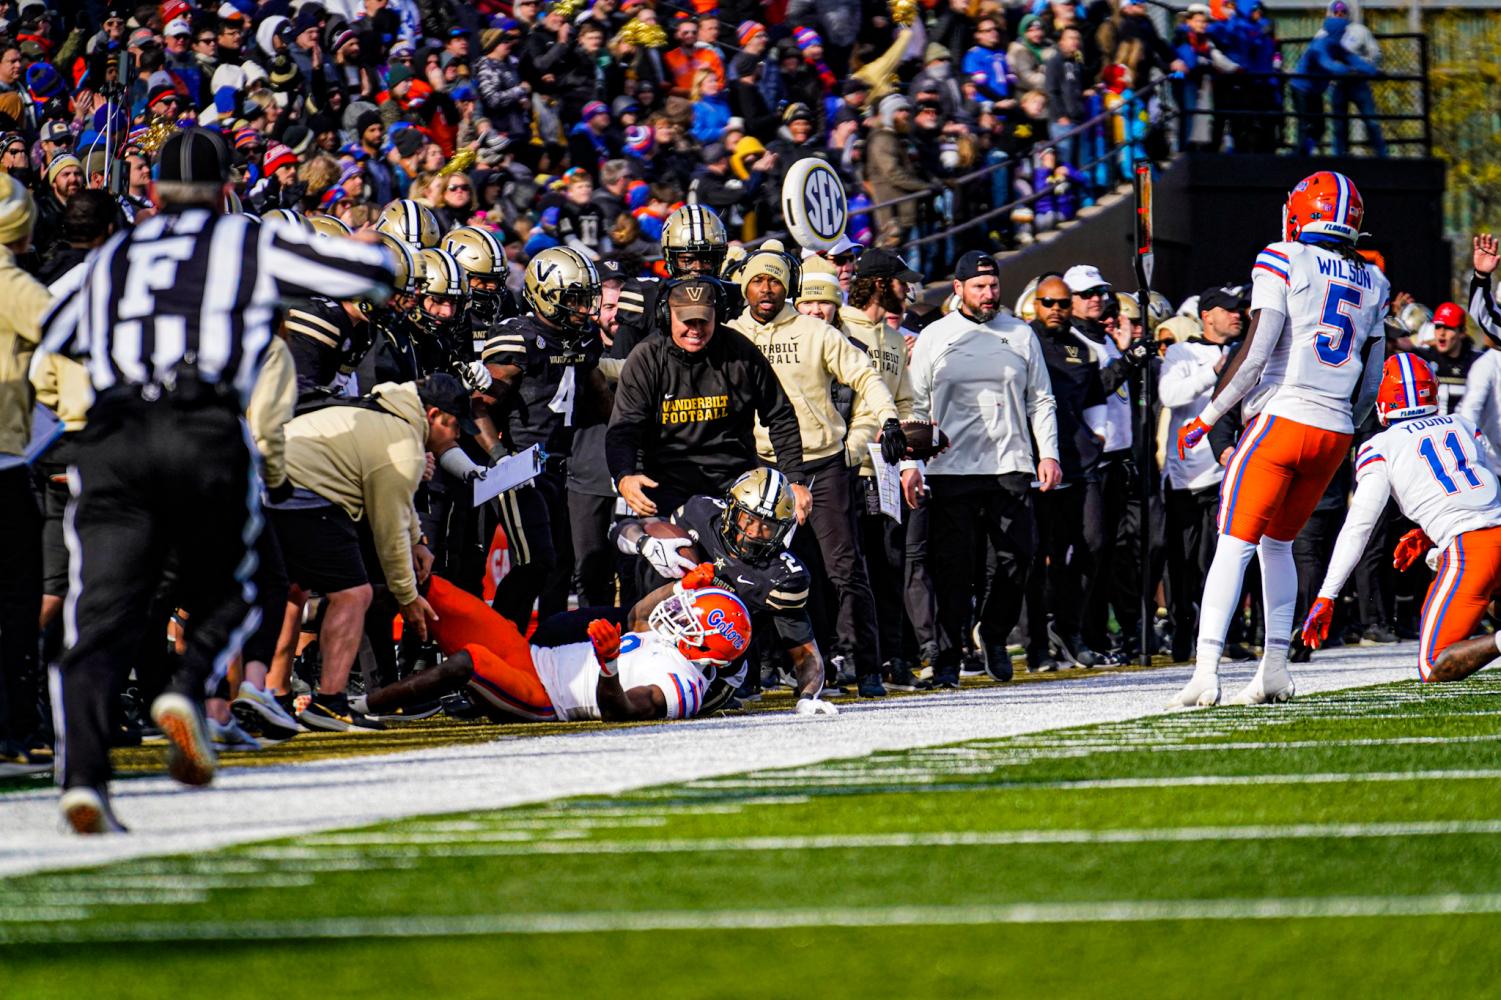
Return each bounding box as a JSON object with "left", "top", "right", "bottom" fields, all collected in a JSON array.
[
  {"left": 1316, "top": 463, "right": 1392, "bottom": 601},
  {"left": 789, "top": 640, "right": 824, "bottom": 700},
  {"left": 626, "top": 581, "right": 674, "bottom": 632},
  {"left": 1199, "top": 307, "right": 1287, "bottom": 427},
  {"left": 596, "top": 673, "right": 668, "bottom": 721}
]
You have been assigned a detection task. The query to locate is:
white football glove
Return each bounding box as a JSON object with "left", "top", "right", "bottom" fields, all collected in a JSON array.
[
  {"left": 795, "top": 696, "right": 839, "bottom": 717},
  {"left": 639, "top": 535, "right": 697, "bottom": 579},
  {"left": 1426, "top": 547, "right": 1442, "bottom": 572},
  {"left": 460, "top": 360, "right": 493, "bottom": 393}
]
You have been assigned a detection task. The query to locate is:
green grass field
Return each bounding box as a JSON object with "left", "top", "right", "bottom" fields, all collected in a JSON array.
[{"left": 5, "top": 673, "right": 1501, "bottom": 998}]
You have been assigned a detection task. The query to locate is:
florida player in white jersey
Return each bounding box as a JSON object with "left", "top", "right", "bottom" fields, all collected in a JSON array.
[
  {"left": 1302, "top": 354, "right": 1501, "bottom": 682},
  {"left": 361, "top": 576, "right": 752, "bottom": 722},
  {"left": 1173, "top": 171, "right": 1391, "bottom": 707}
]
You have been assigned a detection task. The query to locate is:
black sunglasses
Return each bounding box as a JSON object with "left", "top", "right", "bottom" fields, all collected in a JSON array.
[
  {"left": 1075, "top": 287, "right": 1109, "bottom": 298},
  {"left": 1036, "top": 296, "right": 1072, "bottom": 308}
]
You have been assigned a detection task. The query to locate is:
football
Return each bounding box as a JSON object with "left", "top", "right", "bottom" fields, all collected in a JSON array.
[
  {"left": 643, "top": 518, "right": 705, "bottom": 564},
  {"left": 901, "top": 420, "right": 951, "bottom": 461}
]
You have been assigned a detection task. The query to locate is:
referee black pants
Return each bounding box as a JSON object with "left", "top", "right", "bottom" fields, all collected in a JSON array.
[
  {"left": 0, "top": 466, "right": 42, "bottom": 748},
  {"left": 54, "top": 399, "right": 259, "bottom": 792},
  {"left": 928, "top": 474, "right": 1036, "bottom": 671}
]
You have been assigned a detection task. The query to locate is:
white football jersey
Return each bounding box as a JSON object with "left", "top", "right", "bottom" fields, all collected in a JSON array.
[
  {"left": 1356, "top": 414, "right": 1501, "bottom": 550},
  {"left": 1247, "top": 240, "right": 1391, "bottom": 433},
  {"left": 532, "top": 631, "right": 710, "bottom": 722}
]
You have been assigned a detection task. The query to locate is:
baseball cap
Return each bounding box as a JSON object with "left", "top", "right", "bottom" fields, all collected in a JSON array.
[
  {"left": 700, "top": 141, "right": 728, "bottom": 164},
  {"left": 1062, "top": 264, "right": 1111, "bottom": 293},
  {"left": 954, "top": 250, "right": 999, "bottom": 281},
  {"left": 856, "top": 248, "right": 920, "bottom": 282},
  {"left": 163, "top": 17, "right": 192, "bottom": 37},
  {"left": 1198, "top": 285, "right": 1247, "bottom": 313},
  {"left": 667, "top": 279, "right": 719, "bottom": 323},
  {"left": 155, "top": 127, "right": 232, "bottom": 183},
  {"left": 40, "top": 119, "right": 72, "bottom": 144},
  {"left": 417, "top": 373, "right": 481, "bottom": 435},
  {"left": 1434, "top": 302, "right": 1465, "bottom": 329}
]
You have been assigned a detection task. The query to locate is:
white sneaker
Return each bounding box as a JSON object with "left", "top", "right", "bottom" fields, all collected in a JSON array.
[
  {"left": 232, "top": 683, "right": 301, "bottom": 740},
  {"left": 208, "top": 715, "right": 262, "bottom": 752},
  {"left": 1226, "top": 675, "right": 1296, "bottom": 705},
  {"left": 1167, "top": 674, "right": 1221, "bottom": 708},
  {"left": 150, "top": 693, "right": 217, "bottom": 786},
  {"left": 59, "top": 786, "right": 127, "bottom": 835}
]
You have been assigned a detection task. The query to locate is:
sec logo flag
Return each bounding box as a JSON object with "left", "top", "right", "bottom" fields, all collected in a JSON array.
[{"left": 782, "top": 158, "right": 848, "bottom": 252}]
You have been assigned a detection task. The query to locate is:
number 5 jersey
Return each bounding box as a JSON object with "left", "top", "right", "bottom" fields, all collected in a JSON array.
[{"left": 1249, "top": 240, "right": 1391, "bottom": 434}]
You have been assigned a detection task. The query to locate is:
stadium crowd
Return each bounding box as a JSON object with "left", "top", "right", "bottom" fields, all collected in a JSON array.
[{"left": 0, "top": 2, "right": 1488, "bottom": 831}]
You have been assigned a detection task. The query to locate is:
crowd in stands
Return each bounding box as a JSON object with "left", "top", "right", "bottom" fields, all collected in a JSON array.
[{"left": 0, "top": 0, "right": 1441, "bottom": 781}]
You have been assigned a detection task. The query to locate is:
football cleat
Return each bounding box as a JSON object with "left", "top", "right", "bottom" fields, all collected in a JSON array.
[
  {"left": 1167, "top": 674, "right": 1221, "bottom": 709},
  {"left": 150, "top": 693, "right": 217, "bottom": 786},
  {"left": 1225, "top": 675, "right": 1296, "bottom": 706},
  {"left": 59, "top": 786, "right": 127, "bottom": 835}
]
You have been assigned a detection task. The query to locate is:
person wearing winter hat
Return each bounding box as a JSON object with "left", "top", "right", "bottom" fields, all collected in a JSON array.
[
  {"left": 0, "top": 171, "right": 53, "bottom": 770},
  {"left": 795, "top": 256, "right": 842, "bottom": 324}
]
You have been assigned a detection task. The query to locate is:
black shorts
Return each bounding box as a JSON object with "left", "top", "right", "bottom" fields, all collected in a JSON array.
[{"left": 269, "top": 504, "right": 368, "bottom": 595}]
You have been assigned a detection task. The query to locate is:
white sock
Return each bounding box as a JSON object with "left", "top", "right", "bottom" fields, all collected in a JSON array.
[
  {"left": 1194, "top": 534, "right": 1258, "bottom": 681},
  {"left": 1257, "top": 537, "right": 1298, "bottom": 689}
]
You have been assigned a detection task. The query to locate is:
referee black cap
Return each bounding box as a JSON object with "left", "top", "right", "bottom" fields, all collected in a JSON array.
[
  {"left": 417, "top": 373, "right": 481, "bottom": 435},
  {"left": 155, "top": 127, "right": 232, "bottom": 184}
]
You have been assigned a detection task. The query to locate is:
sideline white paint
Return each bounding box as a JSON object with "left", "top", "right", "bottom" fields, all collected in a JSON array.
[
  {"left": 6, "top": 893, "right": 1501, "bottom": 945},
  {"left": 0, "top": 646, "right": 1417, "bottom": 877}
]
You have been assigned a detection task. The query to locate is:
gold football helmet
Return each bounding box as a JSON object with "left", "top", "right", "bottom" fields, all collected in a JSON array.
[
  {"left": 443, "top": 225, "right": 505, "bottom": 277},
  {"left": 377, "top": 233, "right": 422, "bottom": 296},
  {"left": 523, "top": 246, "right": 601, "bottom": 342},
  {"left": 721, "top": 467, "right": 796, "bottom": 565},
  {"left": 661, "top": 204, "right": 728, "bottom": 278},
  {"left": 262, "top": 207, "right": 311, "bottom": 230},
  {"left": 417, "top": 247, "right": 467, "bottom": 299},
  {"left": 308, "top": 214, "right": 353, "bottom": 238},
  {"left": 1145, "top": 290, "right": 1174, "bottom": 332},
  {"left": 375, "top": 198, "right": 441, "bottom": 249}
]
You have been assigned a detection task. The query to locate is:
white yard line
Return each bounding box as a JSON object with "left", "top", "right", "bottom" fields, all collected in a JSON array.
[
  {"left": 300, "top": 819, "right": 1501, "bottom": 853},
  {"left": 0, "top": 646, "right": 1419, "bottom": 877},
  {"left": 6, "top": 893, "right": 1501, "bottom": 944}
]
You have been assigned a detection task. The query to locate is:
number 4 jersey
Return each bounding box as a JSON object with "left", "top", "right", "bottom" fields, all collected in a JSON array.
[
  {"left": 1249, "top": 241, "right": 1391, "bottom": 433},
  {"left": 481, "top": 314, "right": 602, "bottom": 456}
]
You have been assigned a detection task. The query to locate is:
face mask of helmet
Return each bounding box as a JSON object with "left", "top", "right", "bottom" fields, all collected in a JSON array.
[{"left": 722, "top": 505, "right": 792, "bottom": 564}]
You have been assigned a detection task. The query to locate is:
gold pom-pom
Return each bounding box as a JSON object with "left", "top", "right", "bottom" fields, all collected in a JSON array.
[
  {"left": 438, "top": 146, "right": 477, "bottom": 178},
  {"left": 619, "top": 17, "right": 668, "bottom": 48},
  {"left": 889, "top": 0, "right": 918, "bottom": 26}
]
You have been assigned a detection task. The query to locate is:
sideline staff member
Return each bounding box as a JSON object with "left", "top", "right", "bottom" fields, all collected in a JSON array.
[
  {"left": 909, "top": 252, "right": 1060, "bottom": 687},
  {"left": 606, "top": 277, "right": 809, "bottom": 518},
  {"left": 39, "top": 127, "right": 395, "bottom": 833}
]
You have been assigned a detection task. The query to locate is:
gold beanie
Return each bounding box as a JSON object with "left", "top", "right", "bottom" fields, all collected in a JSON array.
[{"left": 0, "top": 173, "right": 37, "bottom": 245}]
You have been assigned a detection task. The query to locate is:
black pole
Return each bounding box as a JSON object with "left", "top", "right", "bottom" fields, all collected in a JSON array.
[{"left": 1132, "top": 160, "right": 1155, "bottom": 668}]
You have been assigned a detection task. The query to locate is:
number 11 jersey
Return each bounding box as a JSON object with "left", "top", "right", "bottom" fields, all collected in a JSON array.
[
  {"left": 1357, "top": 413, "right": 1501, "bottom": 550},
  {"left": 1248, "top": 240, "right": 1391, "bottom": 433}
]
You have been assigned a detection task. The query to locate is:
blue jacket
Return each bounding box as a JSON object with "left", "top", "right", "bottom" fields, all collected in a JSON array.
[
  {"left": 691, "top": 93, "right": 732, "bottom": 144},
  {"left": 1290, "top": 18, "right": 1377, "bottom": 96},
  {"left": 962, "top": 45, "right": 1012, "bottom": 101}
]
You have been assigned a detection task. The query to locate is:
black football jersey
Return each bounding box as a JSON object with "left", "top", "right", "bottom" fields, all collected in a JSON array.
[
  {"left": 285, "top": 296, "right": 371, "bottom": 397},
  {"left": 671, "top": 495, "right": 814, "bottom": 648},
  {"left": 481, "top": 314, "right": 602, "bottom": 455},
  {"left": 555, "top": 201, "right": 609, "bottom": 255},
  {"left": 616, "top": 274, "right": 744, "bottom": 342}
]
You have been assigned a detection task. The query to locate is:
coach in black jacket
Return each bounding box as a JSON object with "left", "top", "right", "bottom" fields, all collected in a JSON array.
[{"left": 606, "top": 278, "right": 809, "bottom": 519}]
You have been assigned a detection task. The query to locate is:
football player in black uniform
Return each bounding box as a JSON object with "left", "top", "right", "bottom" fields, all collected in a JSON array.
[
  {"left": 444, "top": 225, "right": 521, "bottom": 359},
  {"left": 283, "top": 234, "right": 420, "bottom": 403},
  {"left": 616, "top": 204, "right": 741, "bottom": 341},
  {"left": 612, "top": 467, "right": 838, "bottom": 715},
  {"left": 480, "top": 246, "right": 613, "bottom": 628}
]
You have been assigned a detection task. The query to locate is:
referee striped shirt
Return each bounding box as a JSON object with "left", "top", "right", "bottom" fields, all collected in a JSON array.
[{"left": 40, "top": 211, "right": 395, "bottom": 407}]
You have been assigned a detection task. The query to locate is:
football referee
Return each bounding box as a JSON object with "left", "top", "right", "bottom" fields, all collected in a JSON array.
[{"left": 39, "top": 128, "right": 395, "bottom": 834}]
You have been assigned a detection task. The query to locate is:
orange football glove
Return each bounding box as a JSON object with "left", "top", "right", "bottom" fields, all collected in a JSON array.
[
  {"left": 679, "top": 562, "right": 718, "bottom": 591},
  {"left": 1300, "top": 597, "right": 1334, "bottom": 650},
  {"left": 1393, "top": 528, "right": 1435, "bottom": 572},
  {"left": 1177, "top": 416, "right": 1210, "bottom": 460},
  {"left": 588, "top": 618, "right": 622, "bottom": 676}
]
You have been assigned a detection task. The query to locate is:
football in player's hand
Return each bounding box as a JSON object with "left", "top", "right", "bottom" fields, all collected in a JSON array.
[
  {"left": 643, "top": 520, "right": 705, "bottom": 563},
  {"left": 901, "top": 421, "right": 951, "bottom": 461}
]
